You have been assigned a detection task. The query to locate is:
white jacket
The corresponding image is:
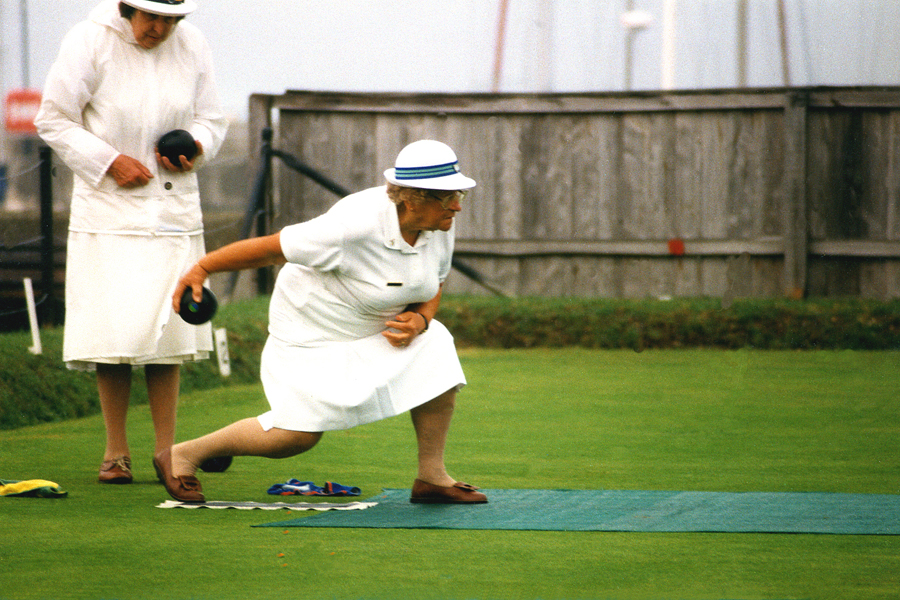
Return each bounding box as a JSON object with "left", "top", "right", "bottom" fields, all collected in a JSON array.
[{"left": 35, "top": 0, "right": 228, "bottom": 234}]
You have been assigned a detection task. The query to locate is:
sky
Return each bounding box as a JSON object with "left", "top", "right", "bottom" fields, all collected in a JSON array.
[{"left": 2, "top": 0, "right": 899, "bottom": 122}]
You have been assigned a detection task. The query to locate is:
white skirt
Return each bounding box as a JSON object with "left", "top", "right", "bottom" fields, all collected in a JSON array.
[
  {"left": 63, "top": 231, "right": 213, "bottom": 370},
  {"left": 258, "top": 320, "right": 466, "bottom": 432}
]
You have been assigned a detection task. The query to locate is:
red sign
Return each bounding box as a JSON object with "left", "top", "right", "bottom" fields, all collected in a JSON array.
[{"left": 4, "top": 89, "right": 43, "bottom": 134}]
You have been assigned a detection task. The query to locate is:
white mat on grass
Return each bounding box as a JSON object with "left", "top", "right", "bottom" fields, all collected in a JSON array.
[{"left": 157, "top": 500, "right": 377, "bottom": 511}]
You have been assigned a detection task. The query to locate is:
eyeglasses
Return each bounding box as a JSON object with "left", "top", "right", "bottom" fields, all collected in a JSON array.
[{"left": 423, "top": 190, "right": 468, "bottom": 209}]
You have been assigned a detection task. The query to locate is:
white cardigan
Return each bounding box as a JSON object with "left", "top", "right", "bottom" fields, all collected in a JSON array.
[{"left": 35, "top": 0, "right": 228, "bottom": 235}]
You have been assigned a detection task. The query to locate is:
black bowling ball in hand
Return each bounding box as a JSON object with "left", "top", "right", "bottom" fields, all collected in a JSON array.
[
  {"left": 179, "top": 286, "right": 218, "bottom": 325},
  {"left": 158, "top": 129, "right": 197, "bottom": 165}
]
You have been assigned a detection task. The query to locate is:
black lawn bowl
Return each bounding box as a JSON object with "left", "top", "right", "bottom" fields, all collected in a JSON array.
[
  {"left": 158, "top": 129, "right": 197, "bottom": 165},
  {"left": 178, "top": 286, "right": 218, "bottom": 325},
  {"left": 199, "top": 456, "right": 233, "bottom": 473}
]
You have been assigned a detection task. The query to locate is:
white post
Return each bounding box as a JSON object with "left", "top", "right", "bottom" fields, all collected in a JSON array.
[
  {"left": 20, "top": 0, "right": 31, "bottom": 88},
  {"left": 736, "top": 0, "right": 748, "bottom": 86},
  {"left": 776, "top": 0, "right": 791, "bottom": 85},
  {"left": 23, "top": 277, "right": 42, "bottom": 355},
  {"left": 214, "top": 327, "right": 231, "bottom": 377},
  {"left": 660, "top": 0, "right": 677, "bottom": 90},
  {"left": 491, "top": 0, "right": 510, "bottom": 92},
  {"left": 621, "top": 6, "right": 654, "bottom": 91},
  {"left": 0, "top": 3, "right": 6, "bottom": 169},
  {"left": 535, "top": 0, "right": 553, "bottom": 91}
]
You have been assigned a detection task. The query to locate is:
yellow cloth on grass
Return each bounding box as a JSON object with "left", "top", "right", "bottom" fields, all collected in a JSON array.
[{"left": 0, "top": 479, "right": 68, "bottom": 498}]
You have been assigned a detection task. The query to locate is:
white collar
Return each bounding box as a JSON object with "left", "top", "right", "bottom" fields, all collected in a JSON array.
[
  {"left": 90, "top": 0, "right": 142, "bottom": 46},
  {"left": 379, "top": 189, "right": 432, "bottom": 254}
]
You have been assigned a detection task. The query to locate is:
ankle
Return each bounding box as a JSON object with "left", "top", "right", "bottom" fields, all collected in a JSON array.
[
  {"left": 170, "top": 445, "right": 200, "bottom": 478},
  {"left": 416, "top": 470, "right": 455, "bottom": 488}
]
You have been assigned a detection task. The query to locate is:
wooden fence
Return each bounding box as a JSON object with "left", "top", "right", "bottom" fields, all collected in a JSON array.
[{"left": 248, "top": 87, "right": 900, "bottom": 299}]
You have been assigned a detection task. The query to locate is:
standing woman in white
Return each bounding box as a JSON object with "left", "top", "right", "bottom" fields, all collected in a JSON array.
[
  {"left": 159, "top": 140, "right": 488, "bottom": 505},
  {"left": 35, "top": 0, "right": 228, "bottom": 485}
]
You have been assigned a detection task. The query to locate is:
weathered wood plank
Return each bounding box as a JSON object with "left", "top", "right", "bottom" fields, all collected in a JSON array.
[
  {"left": 810, "top": 240, "right": 900, "bottom": 257},
  {"left": 859, "top": 110, "right": 891, "bottom": 240},
  {"left": 454, "top": 239, "right": 786, "bottom": 256},
  {"left": 274, "top": 90, "right": 785, "bottom": 114},
  {"left": 674, "top": 112, "right": 703, "bottom": 239},
  {"left": 699, "top": 113, "right": 733, "bottom": 239},
  {"left": 453, "top": 239, "right": 900, "bottom": 258},
  {"left": 274, "top": 87, "right": 900, "bottom": 114},
  {"left": 782, "top": 92, "right": 809, "bottom": 297},
  {"left": 759, "top": 110, "right": 785, "bottom": 238},
  {"left": 889, "top": 112, "right": 900, "bottom": 241}
]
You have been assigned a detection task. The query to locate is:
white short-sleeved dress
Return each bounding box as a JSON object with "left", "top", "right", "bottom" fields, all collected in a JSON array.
[
  {"left": 33, "top": 1, "right": 229, "bottom": 370},
  {"left": 256, "top": 186, "right": 466, "bottom": 432}
]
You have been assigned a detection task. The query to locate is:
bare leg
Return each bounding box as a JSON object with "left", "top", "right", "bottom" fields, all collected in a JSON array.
[
  {"left": 145, "top": 364, "right": 180, "bottom": 456},
  {"left": 170, "top": 417, "right": 322, "bottom": 478},
  {"left": 410, "top": 388, "right": 457, "bottom": 487},
  {"left": 96, "top": 363, "right": 132, "bottom": 461}
]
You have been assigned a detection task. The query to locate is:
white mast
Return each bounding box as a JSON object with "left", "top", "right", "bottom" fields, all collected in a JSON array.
[
  {"left": 661, "top": 0, "right": 677, "bottom": 90},
  {"left": 736, "top": 0, "right": 748, "bottom": 86}
]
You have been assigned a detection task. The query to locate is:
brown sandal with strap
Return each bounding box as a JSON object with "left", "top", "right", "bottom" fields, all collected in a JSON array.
[
  {"left": 153, "top": 448, "right": 205, "bottom": 503},
  {"left": 410, "top": 479, "right": 488, "bottom": 504},
  {"left": 98, "top": 456, "right": 132, "bottom": 484}
]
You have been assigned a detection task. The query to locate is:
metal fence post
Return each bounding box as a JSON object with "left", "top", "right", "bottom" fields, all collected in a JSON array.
[
  {"left": 255, "top": 127, "right": 273, "bottom": 295},
  {"left": 38, "top": 145, "right": 58, "bottom": 323}
]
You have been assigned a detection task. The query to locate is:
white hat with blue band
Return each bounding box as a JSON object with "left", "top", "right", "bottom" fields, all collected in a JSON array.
[{"left": 384, "top": 140, "right": 476, "bottom": 191}]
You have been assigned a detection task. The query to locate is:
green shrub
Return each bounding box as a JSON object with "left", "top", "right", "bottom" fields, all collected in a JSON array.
[
  {"left": 3, "top": 295, "right": 899, "bottom": 430},
  {"left": 440, "top": 296, "right": 900, "bottom": 350},
  {"left": 0, "top": 331, "right": 97, "bottom": 428},
  {"left": 0, "top": 297, "right": 269, "bottom": 431}
]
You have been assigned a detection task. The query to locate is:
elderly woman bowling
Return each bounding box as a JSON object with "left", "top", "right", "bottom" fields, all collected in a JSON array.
[{"left": 155, "top": 140, "right": 488, "bottom": 505}]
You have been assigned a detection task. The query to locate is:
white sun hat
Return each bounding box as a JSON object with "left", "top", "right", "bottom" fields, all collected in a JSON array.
[
  {"left": 384, "top": 140, "right": 476, "bottom": 191},
  {"left": 120, "top": 0, "right": 198, "bottom": 16}
]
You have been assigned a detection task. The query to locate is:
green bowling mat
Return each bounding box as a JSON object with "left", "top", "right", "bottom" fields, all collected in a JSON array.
[{"left": 255, "top": 488, "right": 900, "bottom": 534}]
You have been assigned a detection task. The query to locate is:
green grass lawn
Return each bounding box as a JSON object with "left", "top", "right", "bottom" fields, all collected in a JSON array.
[{"left": 1, "top": 348, "right": 899, "bottom": 600}]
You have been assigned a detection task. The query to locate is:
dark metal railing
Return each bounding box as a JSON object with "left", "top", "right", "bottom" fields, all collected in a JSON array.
[{"left": 0, "top": 145, "right": 63, "bottom": 328}]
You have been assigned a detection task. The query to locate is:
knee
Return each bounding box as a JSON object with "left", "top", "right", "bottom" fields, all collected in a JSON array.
[
  {"left": 435, "top": 387, "right": 457, "bottom": 410},
  {"left": 415, "top": 388, "right": 457, "bottom": 416},
  {"left": 271, "top": 430, "right": 322, "bottom": 459}
]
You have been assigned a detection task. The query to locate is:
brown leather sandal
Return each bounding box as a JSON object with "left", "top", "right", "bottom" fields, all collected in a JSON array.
[
  {"left": 410, "top": 479, "right": 488, "bottom": 504},
  {"left": 153, "top": 448, "right": 205, "bottom": 503},
  {"left": 98, "top": 456, "right": 132, "bottom": 484}
]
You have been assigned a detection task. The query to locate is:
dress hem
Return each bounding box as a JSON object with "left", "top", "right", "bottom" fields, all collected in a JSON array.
[{"left": 65, "top": 352, "right": 210, "bottom": 372}]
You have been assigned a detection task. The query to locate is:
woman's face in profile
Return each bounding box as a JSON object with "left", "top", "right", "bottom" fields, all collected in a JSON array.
[{"left": 131, "top": 10, "right": 178, "bottom": 49}]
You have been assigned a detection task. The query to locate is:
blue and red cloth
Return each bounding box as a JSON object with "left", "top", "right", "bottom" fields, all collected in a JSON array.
[{"left": 267, "top": 479, "right": 361, "bottom": 497}]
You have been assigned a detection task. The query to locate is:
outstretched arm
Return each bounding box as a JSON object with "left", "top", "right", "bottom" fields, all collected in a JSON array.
[{"left": 173, "top": 233, "right": 286, "bottom": 312}]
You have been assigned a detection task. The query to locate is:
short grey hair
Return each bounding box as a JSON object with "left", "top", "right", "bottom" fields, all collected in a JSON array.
[{"left": 385, "top": 182, "right": 429, "bottom": 206}]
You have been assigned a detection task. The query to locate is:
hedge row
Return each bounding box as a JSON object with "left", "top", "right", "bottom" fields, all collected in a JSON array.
[
  {"left": 0, "top": 297, "right": 270, "bottom": 431},
  {"left": 2, "top": 295, "right": 899, "bottom": 429},
  {"left": 440, "top": 296, "right": 900, "bottom": 350}
]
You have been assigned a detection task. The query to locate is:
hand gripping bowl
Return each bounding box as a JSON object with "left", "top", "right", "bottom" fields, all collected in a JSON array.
[
  {"left": 178, "top": 286, "right": 218, "bottom": 325},
  {"left": 157, "top": 129, "right": 197, "bottom": 165}
]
